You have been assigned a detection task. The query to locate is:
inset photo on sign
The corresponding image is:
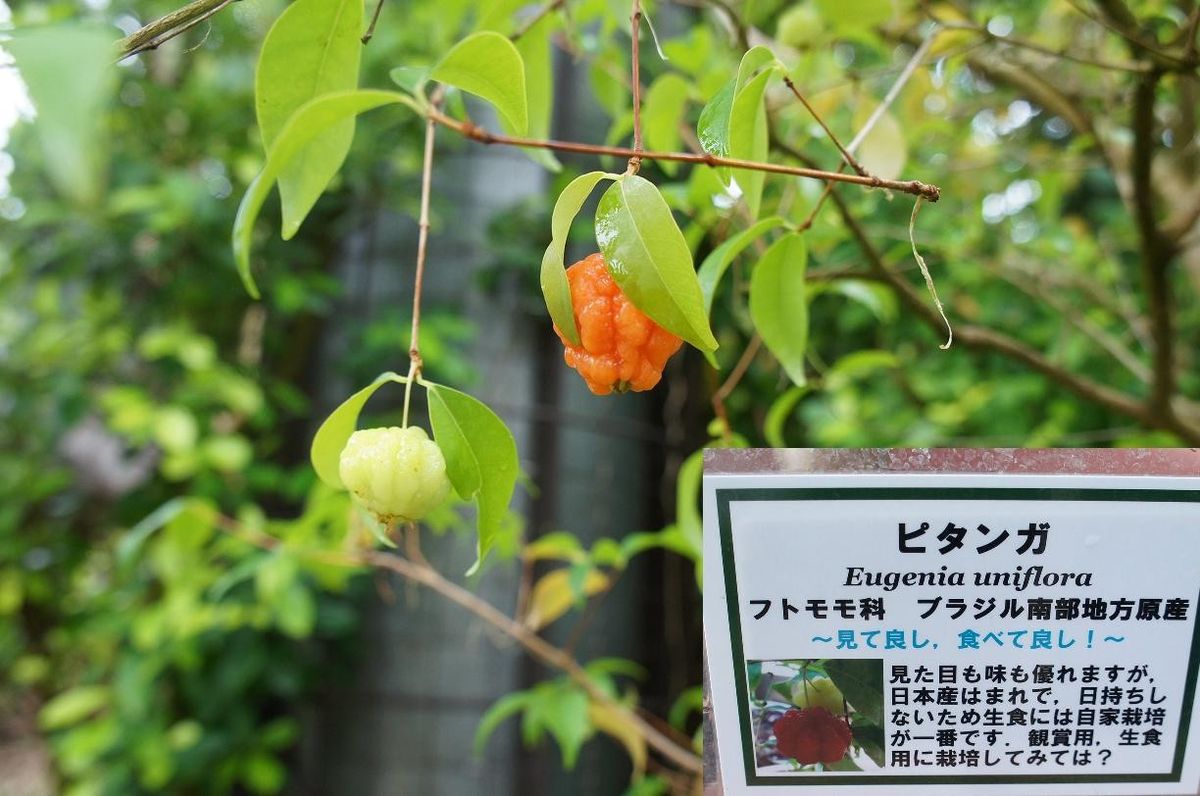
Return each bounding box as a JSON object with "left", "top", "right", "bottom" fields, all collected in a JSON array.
[{"left": 748, "top": 658, "right": 884, "bottom": 774}]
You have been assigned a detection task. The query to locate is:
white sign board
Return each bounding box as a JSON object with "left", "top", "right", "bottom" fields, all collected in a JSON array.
[{"left": 704, "top": 450, "right": 1200, "bottom": 795}]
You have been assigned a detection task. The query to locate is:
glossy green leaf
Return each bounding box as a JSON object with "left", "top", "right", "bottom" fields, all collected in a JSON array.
[
  {"left": 728, "top": 68, "right": 773, "bottom": 220},
  {"left": 698, "top": 216, "right": 788, "bottom": 315},
  {"left": 309, "top": 371, "right": 407, "bottom": 489},
  {"left": 696, "top": 78, "right": 734, "bottom": 181},
  {"left": 763, "top": 385, "right": 808, "bottom": 446},
  {"left": 594, "top": 175, "right": 718, "bottom": 351},
  {"left": 541, "top": 171, "right": 618, "bottom": 345},
  {"left": 233, "top": 90, "right": 419, "bottom": 297},
  {"left": 823, "top": 659, "right": 883, "bottom": 726},
  {"left": 514, "top": 15, "right": 561, "bottom": 171},
  {"left": 5, "top": 26, "right": 115, "bottom": 207},
  {"left": 425, "top": 383, "right": 518, "bottom": 572},
  {"left": 696, "top": 47, "right": 777, "bottom": 185},
  {"left": 644, "top": 74, "right": 692, "bottom": 173},
  {"left": 852, "top": 721, "right": 886, "bottom": 767},
  {"left": 431, "top": 32, "right": 528, "bottom": 134},
  {"left": 255, "top": 0, "right": 363, "bottom": 239},
  {"left": 749, "top": 233, "right": 809, "bottom": 386}
]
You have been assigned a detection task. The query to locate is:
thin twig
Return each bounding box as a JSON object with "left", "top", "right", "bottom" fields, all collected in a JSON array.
[
  {"left": 799, "top": 31, "right": 939, "bottom": 230},
  {"left": 401, "top": 99, "right": 439, "bottom": 426},
  {"left": 431, "top": 110, "right": 941, "bottom": 200},
  {"left": 362, "top": 0, "right": 386, "bottom": 43},
  {"left": 1066, "top": 0, "right": 1193, "bottom": 69},
  {"left": 780, "top": 138, "right": 1200, "bottom": 444},
  {"left": 218, "top": 517, "right": 702, "bottom": 775},
  {"left": 118, "top": 0, "right": 236, "bottom": 60},
  {"left": 361, "top": 550, "right": 702, "bottom": 774},
  {"left": 711, "top": 334, "right": 763, "bottom": 419},
  {"left": 929, "top": 18, "right": 1151, "bottom": 73},
  {"left": 782, "top": 76, "right": 867, "bottom": 175},
  {"left": 628, "top": 0, "right": 644, "bottom": 175},
  {"left": 511, "top": 0, "right": 567, "bottom": 41}
]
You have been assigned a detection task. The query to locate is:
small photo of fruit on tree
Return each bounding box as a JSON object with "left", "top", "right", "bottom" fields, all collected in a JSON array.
[{"left": 747, "top": 658, "right": 885, "bottom": 773}]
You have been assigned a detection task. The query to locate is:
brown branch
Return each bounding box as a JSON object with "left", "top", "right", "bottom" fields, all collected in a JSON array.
[
  {"left": 430, "top": 109, "right": 941, "bottom": 200},
  {"left": 1068, "top": 0, "right": 1194, "bottom": 69},
  {"left": 799, "top": 32, "right": 939, "bottom": 230},
  {"left": 117, "top": 0, "right": 237, "bottom": 60},
  {"left": 711, "top": 334, "right": 763, "bottom": 422},
  {"left": 219, "top": 518, "right": 702, "bottom": 776},
  {"left": 774, "top": 139, "right": 1200, "bottom": 443},
  {"left": 928, "top": 18, "right": 1152, "bottom": 73},
  {"left": 362, "top": 0, "right": 386, "bottom": 43},
  {"left": 783, "top": 76, "right": 867, "bottom": 175},
  {"left": 362, "top": 551, "right": 702, "bottom": 775},
  {"left": 1130, "top": 71, "right": 1177, "bottom": 418}
]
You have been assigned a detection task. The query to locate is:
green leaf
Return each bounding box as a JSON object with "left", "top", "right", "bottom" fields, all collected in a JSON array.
[
  {"left": 425, "top": 383, "right": 519, "bottom": 572},
  {"left": 736, "top": 46, "right": 779, "bottom": 90},
  {"left": 541, "top": 171, "right": 618, "bottom": 345},
  {"left": 255, "top": 0, "right": 363, "bottom": 239},
  {"left": 749, "top": 233, "right": 809, "bottom": 386},
  {"left": 514, "top": 15, "right": 561, "bottom": 171},
  {"left": 827, "top": 756, "right": 862, "bottom": 771},
  {"left": 475, "top": 691, "right": 531, "bottom": 757},
  {"left": 524, "top": 683, "right": 592, "bottom": 769},
  {"left": 696, "top": 79, "right": 734, "bottom": 182},
  {"left": 233, "top": 90, "right": 419, "bottom": 297},
  {"left": 698, "top": 216, "right": 788, "bottom": 315},
  {"left": 852, "top": 720, "right": 886, "bottom": 767},
  {"left": 389, "top": 66, "right": 431, "bottom": 94},
  {"left": 816, "top": 0, "right": 893, "bottom": 34},
  {"left": 763, "top": 385, "right": 808, "bottom": 446},
  {"left": 828, "top": 349, "right": 899, "bottom": 385},
  {"left": 643, "top": 74, "right": 692, "bottom": 174},
  {"left": 309, "top": 371, "right": 407, "bottom": 489},
  {"left": 432, "top": 32, "right": 528, "bottom": 134},
  {"left": 5, "top": 26, "right": 115, "bottom": 207},
  {"left": 667, "top": 686, "right": 703, "bottom": 730},
  {"left": 728, "top": 68, "right": 773, "bottom": 220},
  {"left": 595, "top": 175, "right": 718, "bottom": 351},
  {"left": 40, "top": 686, "right": 110, "bottom": 731},
  {"left": 696, "top": 47, "right": 777, "bottom": 185},
  {"left": 823, "top": 659, "right": 883, "bottom": 726}
]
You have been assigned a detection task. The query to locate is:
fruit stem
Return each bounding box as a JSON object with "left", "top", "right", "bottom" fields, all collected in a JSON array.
[{"left": 627, "top": 0, "right": 643, "bottom": 175}]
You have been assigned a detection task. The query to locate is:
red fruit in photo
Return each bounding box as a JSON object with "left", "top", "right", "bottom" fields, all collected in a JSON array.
[{"left": 773, "top": 706, "right": 853, "bottom": 766}]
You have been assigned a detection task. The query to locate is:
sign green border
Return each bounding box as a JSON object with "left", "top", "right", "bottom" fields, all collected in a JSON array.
[{"left": 715, "top": 486, "right": 1200, "bottom": 787}]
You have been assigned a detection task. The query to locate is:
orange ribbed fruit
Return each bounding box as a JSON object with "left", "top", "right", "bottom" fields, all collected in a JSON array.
[{"left": 553, "top": 253, "right": 683, "bottom": 395}]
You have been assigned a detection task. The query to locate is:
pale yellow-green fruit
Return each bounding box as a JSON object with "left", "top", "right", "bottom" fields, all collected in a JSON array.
[
  {"left": 338, "top": 426, "right": 451, "bottom": 523},
  {"left": 789, "top": 677, "right": 846, "bottom": 714}
]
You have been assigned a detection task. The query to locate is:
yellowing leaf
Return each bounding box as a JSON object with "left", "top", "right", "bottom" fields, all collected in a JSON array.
[
  {"left": 853, "top": 108, "right": 907, "bottom": 180},
  {"left": 588, "top": 701, "right": 647, "bottom": 778},
  {"left": 524, "top": 568, "right": 610, "bottom": 630}
]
